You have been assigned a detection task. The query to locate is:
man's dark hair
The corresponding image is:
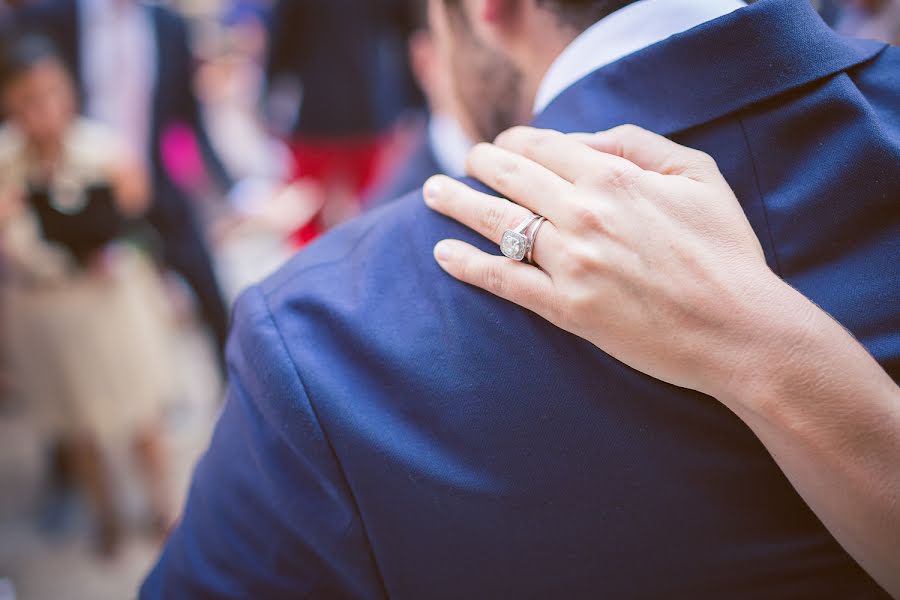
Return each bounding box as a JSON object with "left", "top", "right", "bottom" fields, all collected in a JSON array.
[
  {"left": 408, "top": 0, "right": 429, "bottom": 32},
  {"left": 443, "top": 0, "right": 641, "bottom": 31},
  {"left": 537, "top": 0, "right": 641, "bottom": 29},
  {"left": 0, "top": 34, "right": 65, "bottom": 92}
]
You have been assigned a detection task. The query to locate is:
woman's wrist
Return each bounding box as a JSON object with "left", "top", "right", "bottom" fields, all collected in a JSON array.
[{"left": 706, "top": 270, "right": 820, "bottom": 415}]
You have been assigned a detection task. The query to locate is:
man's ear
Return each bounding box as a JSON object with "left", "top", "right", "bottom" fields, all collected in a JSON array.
[
  {"left": 470, "top": 0, "right": 527, "bottom": 43},
  {"left": 480, "top": 0, "right": 523, "bottom": 26},
  {"left": 408, "top": 30, "right": 436, "bottom": 99}
]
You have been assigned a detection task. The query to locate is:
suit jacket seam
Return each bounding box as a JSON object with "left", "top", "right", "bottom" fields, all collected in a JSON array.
[
  {"left": 736, "top": 115, "right": 784, "bottom": 277},
  {"left": 255, "top": 285, "right": 390, "bottom": 599}
]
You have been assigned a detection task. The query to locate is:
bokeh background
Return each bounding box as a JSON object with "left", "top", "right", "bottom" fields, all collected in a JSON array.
[{"left": 0, "top": 1, "right": 896, "bottom": 598}]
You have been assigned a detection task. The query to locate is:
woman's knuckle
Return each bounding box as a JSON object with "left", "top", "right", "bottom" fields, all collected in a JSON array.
[
  {"left": 481, "top": 204, "right": 507, "bottom": 236},
  {"left": 497, "top": 126, "right": 529, "bottom": 145},
  {"left": 482, "top": 264, "right": 506, "bottom": 295},
  {"left": 565, "top": 286, "right": 595, "bottom": 316},
  {"left": 466, "top": 143, "right": 492, "bottom": 172},
  {"left": 614, "top": 123, "right": 641, "bottom": 137},
  {"left": 493, "top": 159, "right": 520, "bottom": 191},
  {"left": 572, "top": 204, "right": 611, "bottom": 234},
  {"left": 609, "top": 163, "right": 637, "bottom": 187},
  {"left": 581, "top": 162, "right": 631, "bottom": 190},
  {"left": 690, "top": 151, "right": 714, "bottom": 169},
  {"left": 569, "top": 241, "right": 608, "bottom": 276},
  {"left": 561, "top": 247, "right": 589, "bottom": 277},
  {"left": 574, "top": 248, "right": 597, "bottom": 272},
  {"left": 693, "top": 150, "right": 714, "bottom": 164},
  {"left": 518, "top": 128, "right": 546, "bottom": 153}
]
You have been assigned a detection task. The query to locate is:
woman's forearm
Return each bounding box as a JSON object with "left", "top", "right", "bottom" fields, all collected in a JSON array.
[{"left": 719, "top": 278, "right": 900, "bottom": 597}]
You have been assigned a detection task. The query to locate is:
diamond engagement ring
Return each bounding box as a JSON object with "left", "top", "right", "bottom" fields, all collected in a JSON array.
[{"left": 501, "top": 214, "right": 546, "bottom": 263}]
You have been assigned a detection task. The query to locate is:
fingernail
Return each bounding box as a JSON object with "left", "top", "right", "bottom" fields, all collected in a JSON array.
[
  {"left": 434, "top": 241, "right": 453, "bottom": 262},
  {"left": 423, "top": 177, "right": 442, "bottom": 204}
]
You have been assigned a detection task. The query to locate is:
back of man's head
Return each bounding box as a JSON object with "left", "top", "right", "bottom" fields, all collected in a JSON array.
[
  {"left": 431, "top": 0, "right": 641, "bottom": 142},
  {"left": 442, "top": 0, "right": 641, "bottom": 31},
  {"left": 536, "top": 0, "right": 641, "bottom": 29}
]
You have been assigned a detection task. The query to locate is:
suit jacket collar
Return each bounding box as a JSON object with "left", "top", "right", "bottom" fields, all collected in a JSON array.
[
  {"left": 533, "top": 0, "right": 888, "bottom": 136},
  {"left": 533, "top": 0, "right": 747, "bottom": 114}
]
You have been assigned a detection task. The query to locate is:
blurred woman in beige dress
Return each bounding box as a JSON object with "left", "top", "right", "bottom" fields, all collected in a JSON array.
[{"left": 0, "top": 36, "right": 175, "bottom": 553}]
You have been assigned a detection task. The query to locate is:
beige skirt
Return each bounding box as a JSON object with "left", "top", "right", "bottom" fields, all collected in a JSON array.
[{"left": 2, "top": 247, "right": 175, "bottom": 443}]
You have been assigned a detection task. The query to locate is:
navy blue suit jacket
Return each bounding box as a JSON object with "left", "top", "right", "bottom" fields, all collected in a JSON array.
[{"left": 143, "top": 1, "right": 899, "bottom": 597}]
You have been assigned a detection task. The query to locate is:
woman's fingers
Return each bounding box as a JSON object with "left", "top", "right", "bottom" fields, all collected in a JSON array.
[
  {"left": 570, "top": 124, "right": 720, "bottom": 182},
  {"left": 464, "top": 143, "right": 572, "bottom": 224},
  {"left": 424, "top": 175, "right": 563, "bottom": 270},
  {"left": 433, "top": 239, "right": 557, "bottom": 321},
  {"left": 493, "top": 126, "right": 641, "bottom": 188}
]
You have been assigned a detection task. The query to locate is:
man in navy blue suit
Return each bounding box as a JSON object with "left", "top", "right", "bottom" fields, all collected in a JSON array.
[
  {"left": 12, "top": 0, "right": 232, "bottom": 360},
  {"left": 143, "top": 0, "right": 898, "bottom": 597}
]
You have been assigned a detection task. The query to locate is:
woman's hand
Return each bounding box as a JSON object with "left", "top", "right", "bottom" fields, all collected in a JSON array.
[
  {"left": 425, "top": 125, "right": 900, "bottom": 597},
  {"left": 424, "top": 124, "right": 782, "bottom": 399}
]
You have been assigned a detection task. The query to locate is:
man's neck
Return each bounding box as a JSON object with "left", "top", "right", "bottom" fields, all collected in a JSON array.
[{"left": 510, "top": 14, "right": 581, "bottom": 118}]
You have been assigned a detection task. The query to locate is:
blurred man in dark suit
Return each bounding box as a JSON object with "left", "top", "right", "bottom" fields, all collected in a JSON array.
[
  {"left": 365, "top": 0, "right": 473, "bottom": 210},
  {"left": 265, "top": 0, "right": 424, "bottom": 243},
  {"left": 13, "top": 0, "right": 232, "bottom": 363},
  {"left": 833, "top": 0, "right": 900, "bottom": 44}
]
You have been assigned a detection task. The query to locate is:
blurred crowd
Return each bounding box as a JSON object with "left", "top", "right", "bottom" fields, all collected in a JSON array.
[{"left": 0, "top": 0, "right": 896, "bottom": 597}]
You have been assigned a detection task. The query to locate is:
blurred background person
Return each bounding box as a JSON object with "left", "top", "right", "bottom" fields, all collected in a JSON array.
[
  {"left": 189, "top": 0, "right": 309, "bottom": 301},
  {"left": 833, "top": 0, "right": 900, "bottom": 44},
  {"left": 0, "top": 36, "right": 175, "bottom": 557},
  {"left": 195, "top": 3, "right": 289, "bottom": 185},
  {"left": 364, "top": 0, "right": 473, "bottom": 210},
  {"left": 264, "top": 0, "right": 424, "bottom": 244},
  {"left": 14, "top": 0, "right": 234, "bottom": 369}
]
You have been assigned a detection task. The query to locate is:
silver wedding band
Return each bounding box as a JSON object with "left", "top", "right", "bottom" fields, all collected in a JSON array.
[{"left": 526, "top": 217, "right": 547, "bottom": 265}]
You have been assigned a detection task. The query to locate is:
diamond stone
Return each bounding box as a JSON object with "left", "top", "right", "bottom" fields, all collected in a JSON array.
[{"left": 501, "top": 231, "right": 527, "bottom": 261}]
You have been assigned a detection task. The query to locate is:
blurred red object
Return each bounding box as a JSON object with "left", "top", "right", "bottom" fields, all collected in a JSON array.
[{"left": 286, "top": 134, "right": 393, "bottom": 246}]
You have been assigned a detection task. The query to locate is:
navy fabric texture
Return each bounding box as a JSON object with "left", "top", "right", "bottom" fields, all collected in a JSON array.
[{"left": 143, "top": 1, "right": 899, "bottom": 597}]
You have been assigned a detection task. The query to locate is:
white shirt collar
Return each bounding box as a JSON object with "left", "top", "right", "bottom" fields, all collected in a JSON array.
[
  {"left": 428, "top": 114, "right": 472, "bottom": 178},
  {"left": 533, "top": 0, "right": 747, "bottom": 114}
]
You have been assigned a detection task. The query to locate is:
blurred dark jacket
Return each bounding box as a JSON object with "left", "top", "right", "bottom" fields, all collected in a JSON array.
[{"left": 265, "top": 0, "right": 422, "bottom": 138}]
